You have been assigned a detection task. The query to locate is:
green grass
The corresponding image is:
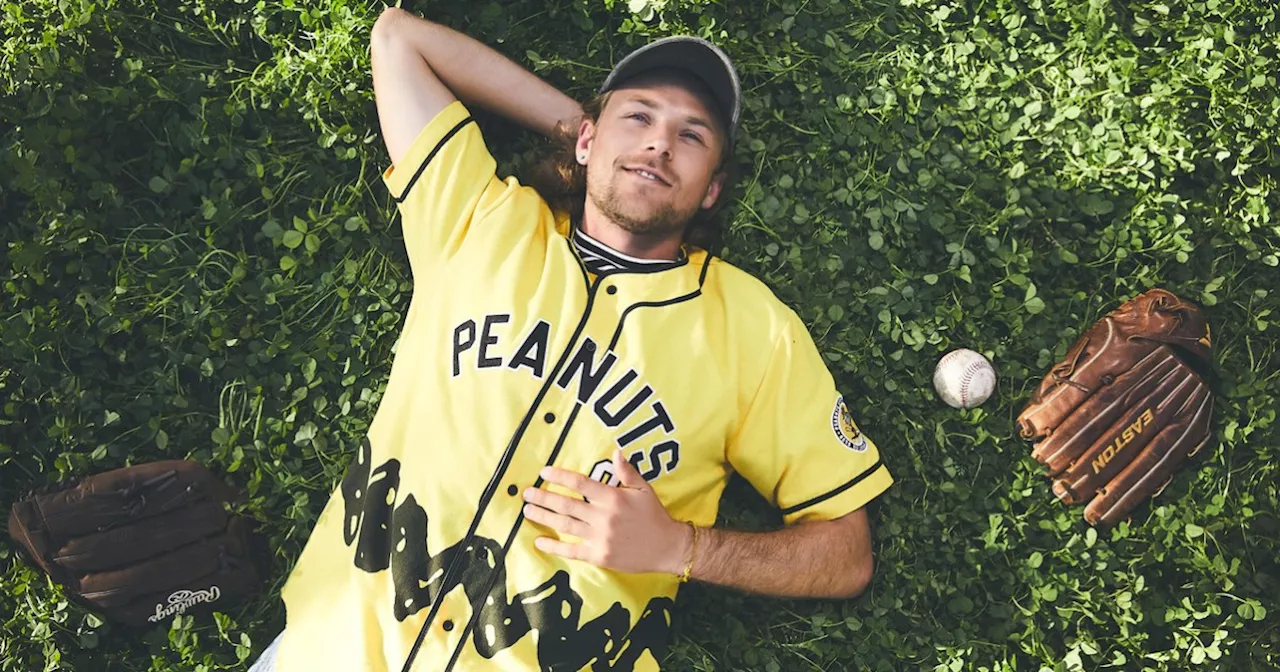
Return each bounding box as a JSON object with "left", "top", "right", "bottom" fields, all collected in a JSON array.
[{"left": 2, "top": 0, "right": 1278, "bottom": 670}]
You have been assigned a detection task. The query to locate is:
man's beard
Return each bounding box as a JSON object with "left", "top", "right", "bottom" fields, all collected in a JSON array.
[{"left": 587, "top": 170, "right": 694, "bottom": 237}]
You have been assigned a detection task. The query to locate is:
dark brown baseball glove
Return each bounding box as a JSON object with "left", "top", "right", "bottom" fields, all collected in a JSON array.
[{"left": 7, "top": 460, "right": 266, "bottom": 627}]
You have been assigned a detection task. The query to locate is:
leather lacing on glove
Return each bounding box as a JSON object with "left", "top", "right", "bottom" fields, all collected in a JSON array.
[
  {"left": 81, "top": 469, "right": 204, "bottom": 531},
  {"left": 1044, "top": 340, "right": 1117, "bottom": 399}
]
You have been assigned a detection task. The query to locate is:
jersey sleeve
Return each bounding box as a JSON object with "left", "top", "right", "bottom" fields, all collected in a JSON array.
[
  {"left": 380, "top": 101, "right": 509, "bottom": 276},
  {"left": 727, "top": 310, "right": 894, "bottom": 525}
]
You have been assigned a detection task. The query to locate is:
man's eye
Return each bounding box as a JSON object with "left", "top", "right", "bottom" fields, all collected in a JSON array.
[
  {"left": 681, "top": 132, "right": 705, "bottom": 144},
  {"left": 627, "top": 112, "right": 649, "bottom": 123}
]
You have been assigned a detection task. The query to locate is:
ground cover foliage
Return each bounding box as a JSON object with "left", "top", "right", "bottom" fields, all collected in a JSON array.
[{"left": 2, "top": 0, "right": 1278, "bottom": 669}]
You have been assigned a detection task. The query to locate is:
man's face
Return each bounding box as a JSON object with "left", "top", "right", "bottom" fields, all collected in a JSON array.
[{"left": 577, "top": 75, "right": 727, "bottom": 238}]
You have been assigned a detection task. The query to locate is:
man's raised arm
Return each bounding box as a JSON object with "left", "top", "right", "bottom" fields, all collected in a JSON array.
[{"left": 370, "top": 7, "right": 584, "bottom": 166}]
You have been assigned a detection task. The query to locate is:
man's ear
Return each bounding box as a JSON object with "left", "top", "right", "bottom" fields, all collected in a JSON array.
[
  {"left": 575, "top": 118, "right": 595, "bottom": 165},
  {"left": 700, "top": 171, "right": 728, "bottom": 210}
]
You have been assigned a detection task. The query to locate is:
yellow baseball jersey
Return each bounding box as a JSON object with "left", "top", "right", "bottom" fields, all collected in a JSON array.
[{"left": 273, "top": 101, "right": 893, "bottom": 672}]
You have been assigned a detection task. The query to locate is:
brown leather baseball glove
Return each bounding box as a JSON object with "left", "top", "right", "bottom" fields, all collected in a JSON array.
[
  {"left": 1017, "top": 288, "right": 1215, "bottom": 526},
  {"left": 7, "top": 460, "right": 266, "bottom": 627}
]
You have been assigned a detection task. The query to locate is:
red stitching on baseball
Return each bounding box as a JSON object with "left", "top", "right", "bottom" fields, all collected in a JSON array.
[{"left": 960, "top": 359, "right": 985, "bottom": 408}]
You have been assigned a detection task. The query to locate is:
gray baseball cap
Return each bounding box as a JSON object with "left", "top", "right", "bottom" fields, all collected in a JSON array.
[{"left": 599, "top": 36, "right": 743, "bottom": 147}]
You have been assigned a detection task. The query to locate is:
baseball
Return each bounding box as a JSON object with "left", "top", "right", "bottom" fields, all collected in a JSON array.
[{"left": 933, "top": 348, "right": 997, "bottom": 409}]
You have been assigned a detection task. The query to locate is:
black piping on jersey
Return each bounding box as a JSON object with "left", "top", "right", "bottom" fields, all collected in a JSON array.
[
  {"left": 397, "top": 203, "right": 712, "bottom": 667},
  {"left": 391, "top": 114, "right": 577, "bottom": 671},
  {"left": 605, "top": 252, "right": 714, "bottom": 352},
  {"left": 778, "top": 459, "right": 885, "bottom": 516},
  {"left": 387, "top": 117, "right": 476, "bottom": 203},
  {"left": 567, "top": 235, "right": 592, "bottom": 287},
  {"left": 442, "top": 403, "right": 586, "bottom": 671},
  {"left": 439, "top": 250, "right": 713, "bottom": 667},
  {"left": 399, "top": 275, "right": 608, "bottom": 672},
  {"left": 439, "top": 252, "right": 714, "bottom": 669},
  {"left": 391, "top": 113, "right": 489, "bottom": 671}
]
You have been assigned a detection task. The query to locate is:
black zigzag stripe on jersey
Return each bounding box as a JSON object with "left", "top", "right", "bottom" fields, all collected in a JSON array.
[
  {"left": 579, "top": 253, "right": 624, "bottom": 274},
  {"left": 387, "top": 116, "right": 475, "bottom": 203},
  {"left": 400, "top": 273, "right": 611, "bottom": 671},
  {"left": 574, "top": 236, "right": 625, "bottom": 275},
  {"left": 571, "top": 228, "right": 683, "bottom": 275},
  {"left": 339, "top": 438, "right": 674, "bottom": 671}
]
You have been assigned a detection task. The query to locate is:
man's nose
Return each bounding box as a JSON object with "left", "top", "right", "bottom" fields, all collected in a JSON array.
[{"left": 643, "top": 128, "right": 673, "bottom": 158}]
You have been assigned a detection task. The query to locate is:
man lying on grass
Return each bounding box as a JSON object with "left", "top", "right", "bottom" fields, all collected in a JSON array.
[{"left": 250, "top": 8, "right": 894, "bottom": 671}]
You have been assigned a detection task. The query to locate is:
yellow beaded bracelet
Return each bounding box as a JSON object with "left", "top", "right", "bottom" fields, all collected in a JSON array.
[{"left": 679, "top": 522, "right": 699, "bottom": 583}]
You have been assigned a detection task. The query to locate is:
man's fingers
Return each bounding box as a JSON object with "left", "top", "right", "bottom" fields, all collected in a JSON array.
[
  {"left": 524, "top": 487, "right": 603, "bottom": 525},
  {"left": 523, "top": 504, "right": 591, "bottom": 539},
  {"left": 539, "top": 466, "right": 614, "bottom": 500},
  {"left": 533, "top": 536, "right": 588, "bottom": 562},
  {"left": 522, "top": 487, "right": 596, "bottom": 521},
  {"left": 612, "top": 449, "right": 648, "bottom": 489}
]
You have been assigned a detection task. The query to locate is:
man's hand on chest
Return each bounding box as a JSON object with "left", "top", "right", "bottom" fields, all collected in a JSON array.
[{"left": 520, "top": 448, "right": 693, "bottom": 576}]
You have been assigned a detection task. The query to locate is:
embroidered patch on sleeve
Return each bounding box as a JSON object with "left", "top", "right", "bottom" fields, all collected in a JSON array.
[{"left": 831, "top": 395, "right": 868, "bottom": 452}]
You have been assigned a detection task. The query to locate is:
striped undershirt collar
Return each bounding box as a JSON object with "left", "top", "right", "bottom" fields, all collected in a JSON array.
[{"left": 572, "top": 227, "right": 684, "bottom": 275}]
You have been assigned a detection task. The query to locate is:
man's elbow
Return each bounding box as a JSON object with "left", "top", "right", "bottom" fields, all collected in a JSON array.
[
  {"left": 841, "top": 552, "right": 874, "bottom": 599},
  {"left": 371, "top": 7, "right": 404, "bottom": 43},
  {"left": 372, "top": 7, "right": 426, "bottom": 45}
]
